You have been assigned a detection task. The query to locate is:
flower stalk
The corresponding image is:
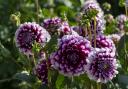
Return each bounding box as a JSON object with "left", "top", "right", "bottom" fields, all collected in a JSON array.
[
  {"left": 125, "top": 0, "right": 128, "bottom": 72},
  {"left": 97, "top": 83, "right": 101, "bottom": 89},
  {"left": 94, "top": 17, "right": 97, "bottom": 48},
  {"left": 35, "top": 0, "right": 39, "bottom": 23},
  {"left": 87, "top": 23, "right": 92, "bottom": 45}
]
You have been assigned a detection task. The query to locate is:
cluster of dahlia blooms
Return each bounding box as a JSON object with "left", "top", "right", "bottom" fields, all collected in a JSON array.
[
  {"left": 42, "top": 17, "right": 78, "bottom": 37},
  {"left": 15, "top": 0, "right": 119, "bottom": 85}
]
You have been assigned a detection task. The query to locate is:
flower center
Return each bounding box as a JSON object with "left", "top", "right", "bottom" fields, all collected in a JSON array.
[
  {"left": 22, "top": 32, "right": 34, "bottom": 43},
  {"left": 67, "top": 53, "right": 79, "bottom": 64},
  {"left": 103, "top": 64, "right": 109, "bottom": 70},
  {"left": 98, "top": 61, "right": 110, "bottom": 72}
]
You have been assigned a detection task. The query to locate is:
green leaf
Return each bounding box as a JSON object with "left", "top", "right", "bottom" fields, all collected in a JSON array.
[
  {"left": 117, "top": 34, "right": 128, "bottom": 73},
  {"left": 44, "top": 35, "right": 58, "bottom": 54},
  {"left": 56, "top": 74, "right": 64, "bottom": 89},
  {"left": 117, "top": 34, "right": 128, "bottom": 59},
  {"left": 117, "top": 34, "right": 128, "bottom": 53},
  {"left": 0, "top": 42, "right": 11, "bottom": 59}
]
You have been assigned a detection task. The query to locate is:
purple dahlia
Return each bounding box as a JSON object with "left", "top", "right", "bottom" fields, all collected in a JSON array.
[
  {"left": 116, "top": 14, "right": 128, "bottom": 32},
  {"left": 58, "top": 22, "right": 71, "bottom": 34},
  {"left": 15, "top": 22, "right": 51, "bottom": 55},
  {"left": 89, "top": 17, "right": 105, "bottom": 34},
  {"left": 50, "top": 35, "right": 92, "bottom": 76},
  {"left": 78, "top": 17, "right": 105, "bottom": 35},
  {"left": 34, "top": 59, "right": 48, "bottom": 85},
  {"left": 38, "top": 50, "right": 46, "bottom": 61},
  {"left": 41, "top": 17, "right": 62, "bottom": 33},
  {"left": 91, "top": 35, "right": 116, "bottom": 53},
  {"left": 58, "top": 22, "right": 78, "bottom": 38},
  {"left": 71, "top": 26, "right": 85, "bottom": 36},
  {"left": 71, "top": 26, "right": 80, "bottom": 33},
  {"left": 86, "top": 48, "right": 118, "bottom": 83},
  {"left": 81, "top": 0, "right": 104, "bottom": 18},
  {"left": 107, "top": 34, "right": 121, "bottom": 44},
  {"left": 81, "top": 0, "right": 105, "bottom": 35}
]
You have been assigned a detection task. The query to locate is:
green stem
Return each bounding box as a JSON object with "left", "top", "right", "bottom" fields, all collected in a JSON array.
[
  {"left": 83, "top": 26, "right": 87, "bottom": 37},
  {"left": 27, "top": 54, "right": 36, "bottom": 74},
  {"left": 71, "top": 76, "right": 74, "bottom": 88},
  {"left": 35, "top": 0, "right": 39, "bottom": 23},
  {"left": 48, "top": 0, "right": 54, "bottom": 17},
  {"left": 32, "top": 55, "right": 36, "bottom": 67},
  {"left": 89, "top": 79, "right": 93, "bottom": 89},
  {"left": 87, "top": 23, "right": 92, "bottom": 45},
  {"left": 97, "top": 83, "right": 101, "bottom": 89},
  {"left": 45, "top": 50, "right": 51, "bottom": 89},
  {"left": 16, "top": 18, "right": 20, "bottom": 27},
  {"left": 125, "top": 5, "right": 128, "bottom": 16},
  {"left": 94, "top": 17, "right": 97, "bottom": 48},
  {"left": 125, "top": 3, "right": 128, "bottom": 72}
]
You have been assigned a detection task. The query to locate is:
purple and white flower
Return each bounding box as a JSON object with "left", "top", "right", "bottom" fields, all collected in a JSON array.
[
  {"left": 81, "top": 0, "right": 104, "bottom": 18},
  {"left": 41, "top": 17, "right": 62, "bottom": 34},
  {"left": 15, "top": 22, "right": 51, "bottom": 55},
  {"left": 50, "top": 35, "right": 92, "bottom": 76},
  {"left": 34, "top": 59, "right": 48, "bottom": 85},
  {"left": 116, "top": 14, "right": 128, "bottom": 31},
  {"left": 86, "top": 48, "right": 118, "bottom": 83},
  {"left": 58, "top": 22, "right": 78, "bottom": 38},
  {"left": 89, "top": 17, "right": 105, "bottom": 34},
  {"left": 107, "top": 34, "right": 121, "bottom": 43},
  {"left": 91, "top": 35, "right": 116, "bottom": 53},
  {"left": 81, "top": 0, "right": 106, "bottom": 35}
]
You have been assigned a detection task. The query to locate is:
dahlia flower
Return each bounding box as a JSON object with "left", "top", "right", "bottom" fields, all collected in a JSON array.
[
  {"left": 116, "top": 14, "right": 128, "bottom": 31},
  {"left": 58, "top": 22, "right": 78, "bottom": 38},
  {"left": 107, "top": 34, "right": 121, "bottom": 43},
  {"left": 42, "top": 17, "right": 62, "bottom": 32},
  {"left": 34, "top": 59, "right": 48, "bottom": 84},
  {"left": 15, "top": 22, "right": 51, "bottom": 55},
  {"left": 50, "top": 35, "right": 92, "bottom": 76},
  {"left": 86, "top": 48, "right": 118, "bottom": 83},
  {"left": 91, "top": 35, "right": 116, "bottom": 53},
  {"left": 89, "top": 17, "right": 105, "bottom": 34},
  {"left": 81, "top": 0, "right": 105, "bottom": 35},
  {"left": 81, "top": 0, "right": 104, "bottom": 18}
]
